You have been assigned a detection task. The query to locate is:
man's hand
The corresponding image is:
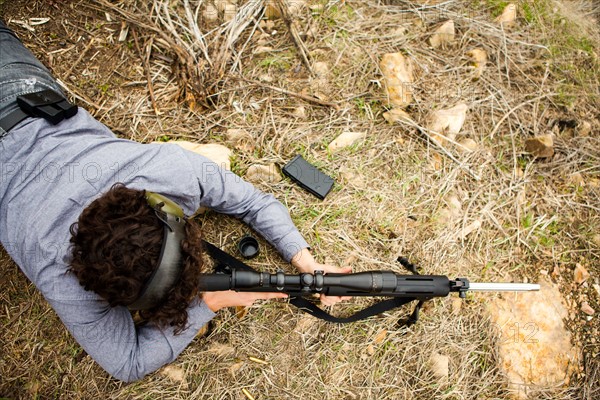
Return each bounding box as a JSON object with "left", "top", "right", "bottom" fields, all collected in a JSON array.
[
  {"left": 291, "top": 248, "right": 352, "bottom": 306},
  {"left": 203, "top": 290, "right": 288, "bottom": 312}
]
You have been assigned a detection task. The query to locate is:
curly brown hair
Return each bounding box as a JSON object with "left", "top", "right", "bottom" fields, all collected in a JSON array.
[{"left": 68, "top": 184, "right": 204, "bottom": 333}]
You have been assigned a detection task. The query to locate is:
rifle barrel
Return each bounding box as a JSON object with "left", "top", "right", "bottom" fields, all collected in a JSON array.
[{"left": 468, "top": 282, "right": 540, "bottom": 292}]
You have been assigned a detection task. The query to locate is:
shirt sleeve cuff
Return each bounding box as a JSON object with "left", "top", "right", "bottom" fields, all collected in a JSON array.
[{"left": 276, "top": 229, "right": 310, "bottom": 262}]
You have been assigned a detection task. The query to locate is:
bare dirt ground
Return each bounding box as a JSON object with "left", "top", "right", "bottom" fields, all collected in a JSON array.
[{"left": 1, "top": 0, "right": 599, "bottom": 399}]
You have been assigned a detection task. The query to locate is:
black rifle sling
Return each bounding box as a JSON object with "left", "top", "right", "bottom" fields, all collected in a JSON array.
[{"left": 202, "top": 241, "right": 419, "bottom": 323}]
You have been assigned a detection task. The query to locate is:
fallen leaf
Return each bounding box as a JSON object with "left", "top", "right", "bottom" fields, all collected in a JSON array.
[
  {"left": 383, "top": 108, "right": 413, "bottom": 124},
  {"left": 225, "top": 128, "right": 255, "bottom": 153},
  {"left": 328, "top": 131, "right": 366, "bottom": 152},
  {"left": 525, "top": 135, "right": 554, "bottom": 158},
  {"left": 458, "top": 219, "right": 482, "bottom": 239},
  {"left": 236, "top": 306, "right": 249, "bottom": 319}
]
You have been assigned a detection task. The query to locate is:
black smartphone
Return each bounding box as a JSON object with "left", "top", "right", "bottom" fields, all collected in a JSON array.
[{"left": 282, "top": 155, "right": 334, "bottom": 199}]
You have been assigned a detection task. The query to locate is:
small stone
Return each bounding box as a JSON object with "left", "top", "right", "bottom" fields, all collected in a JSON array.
[
  {"left": 581, "top": 302, "right": 595, "bottom": 316},
  {"left": 593, "top": 284, "right": 600, "bottom": 298},
  {"left": 245, "top": 164, "right": 282, "bottom": 183},
  {"left": 569, "top": 172, "right": 585, "bottom": 186},
  {"left": 525, "top": 135, "right": 554, "bottom": 158},
  {"left": 426, "top": 103, "right": 468, "bottom": 144},
  {"left": 429, "top": 20, "right": 455, "bottom": 49},
  {"left": 466, "top": 48, "right": 487, "bottom": 79},
  {"left": 254, "top": 46, "right": 274, "bottom": 54},
  {"left": 328, "top": 131, "right": 366, "bottom": 152},
  {"left": 574, "top": 264, "right": 590, "bottom": 284},
  {"left": 258, "top": 74, "right": 274, "bottom": 83},
  {"left": 458, "top": 138, "right": 478, "bottom": 152},
  {"left": 495, "top": 3, "right": 517, "bottom": 28},
  {"left": 380, "top": 52, "right": 414, "bottom": 108},
  {"left": 292, "top": 106, "right": 307, "bottom": 119},
  {"left": 428, "top": 352, "right": 449, "bottom": 379},
  {"left": 576, "top": 120, "right": 592, "bottom": 136},
  {"left": 313, "top": 61, "right": 329, "bottom": 77},
  {"left": 225, "top": 128, "right": 255, "bottom": 153},
  {"left": 160, "top": 365, "right": 186, "bottom": 383},
  {"left": 592, "top": 234, "right": 600, "bottom": 247}
]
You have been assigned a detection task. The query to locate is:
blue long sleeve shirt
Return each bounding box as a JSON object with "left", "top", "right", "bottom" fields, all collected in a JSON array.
[{"left": 0, "top": 108, "right": 309, "bottom": 382}]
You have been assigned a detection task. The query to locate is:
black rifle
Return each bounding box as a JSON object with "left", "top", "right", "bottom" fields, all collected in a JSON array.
[{"left": 200, "top": 242, "right": 540, "bottom": 325}]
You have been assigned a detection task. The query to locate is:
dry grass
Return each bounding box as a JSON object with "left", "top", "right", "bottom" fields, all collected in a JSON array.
[{"left": 1, "top": 0, "right": 599, "bottom": 399}]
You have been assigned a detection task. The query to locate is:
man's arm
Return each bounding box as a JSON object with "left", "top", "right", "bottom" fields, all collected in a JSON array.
[{"left": 47, "top": 294, "right": 215, "bottom": 383}]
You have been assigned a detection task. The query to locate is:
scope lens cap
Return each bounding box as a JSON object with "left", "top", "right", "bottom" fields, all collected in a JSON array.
[{"left": 238, "top": 235, "right": 259, "bottom": 259}]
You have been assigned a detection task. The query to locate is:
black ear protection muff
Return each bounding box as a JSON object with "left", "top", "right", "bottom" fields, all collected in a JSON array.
[{"left": 127, "top": 192, "right": 187, "bottom": 311}]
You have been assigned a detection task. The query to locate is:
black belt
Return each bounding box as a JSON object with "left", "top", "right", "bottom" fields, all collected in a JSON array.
[{"left": 0, "top": 89, "right": 77, "bottom": 133}]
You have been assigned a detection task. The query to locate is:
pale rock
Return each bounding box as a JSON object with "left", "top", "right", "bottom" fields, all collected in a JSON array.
[
  {"left": 390, "top": 26, "right": 407, "bottom": 37},
  {"left": 162, "top": 141, "right": 232, "bottom": 170},
  {"left": 258, "top": 74, "right": 274, "bottom": 83},
  {"left": 487, "top": 278, "right": 580, "bottom": 399},
  {"left": 592, "top": 234, "right": 600, "bottom": 247},
  {"left": 428, "top": 352, "right": 449, "bottom": 379},
  {"left": 328, "top": 131, "right": 366, "bottom": 152},
  {"left": 426, "top": 103, "right": 468, "bottom": 145},
  {"left": 458, "top": 138, "right": 478, "bottom": 152},
  {"left": 429, "top": 20, "right": 455, "bottom": 49},
  {"left": 245, "top": 163, "right": 282, "bottom": 183},
  {"left": 525, "top": 135, "right": 554, "bottom": 158},
  {"left": 383, "top": 108, "right": 413, "bottom": 124},
  {"left": 292, "top": 105, "right": 307, "bottom": 119},
  {"left": 569, "top": 172, "right": 585, "bottom": 186},
  {"left": 380, "top": 52, "right": 414, "bottom": 108},
  {"left": 466, "top": 48, "right": 487, "bottom": 79},
  {"left": 160, "top": 365, "right": 186, "bottom": 383},
  {"left": 254, "top": 46, "right": 274, "bottom": 54},
  {"left": 581, "top": 301, "right": 595, "bottom": 315},
  {"left": 593, "top": 283, "right": 600, "bottom": 297},
  {"left": 573, "top": 264, "right": 590, "bottom": 284},
  {"left": 225, "top": 128, "right": 255, "bottom": 153},
  {"left": 313, "top": 61, "right": 329, "bottom": 77},
  {"left": 203, "top": 4, "right": 219, "bottom": 21},
  {"left": 339, "top": 167, "right": 365, "bottom": 187},
  {"left": 576, "top": 120, "right": 591, "bottom": 136},
  {"left": 496, "top": 3, "right": 517, "bottom": 28}
]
